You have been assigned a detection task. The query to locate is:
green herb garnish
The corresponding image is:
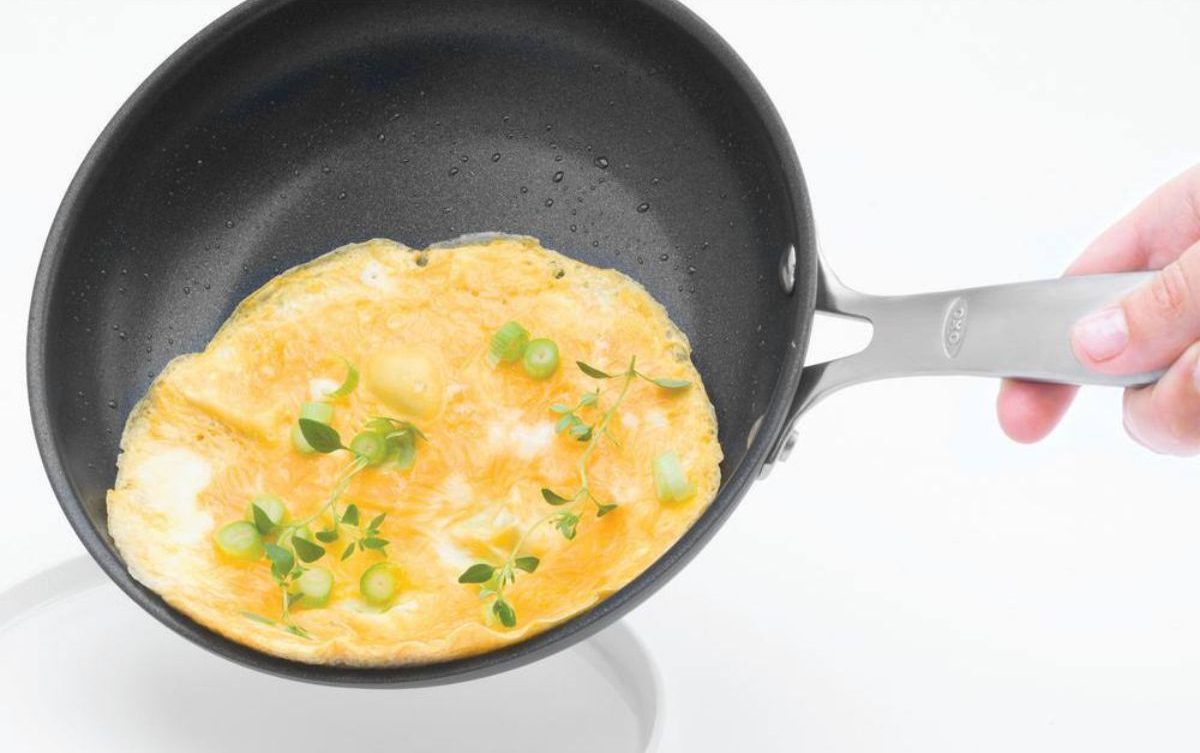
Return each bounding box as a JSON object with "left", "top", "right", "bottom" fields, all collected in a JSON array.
[
  {"left": 489, "top": 321, "right": 531, "bottom": 366},
  {"left": 298, "top": 418, "right": 345, "bottom": 454},
  {"left": 291, "top": 401, "right": 335, "bottom": 453},
  {"left": 542, "top": 357, "right": 691, "bottom": 519},
  {"left": 490, "top": 321, "right": 560, "bottom": 380},
  {"left": 458, "top": 563, "right": 497, "bottom": 583},
  {"left": 215, "top": 521, "right": 265, "bottom": 560},
  {"left": 360, "top": 562, "right": 401, "bottom": 607},
  {"left": 576, "top": 359, "right": 691, "bottom": 391},
  {"left": 652, "top": 450, "right": 696, "bottom": 503},
  {"left": 539, "top": 357, "right": 641, "bottom": 519},
  {"left": 219, "top": 359, "right": 419, "bottom": 637},
  {"left": 458, "top": 355, "right": 691, "bottom": 628},
  {"left": 550, "top": 389, "right": 599, "bottom": 442},
  {"left": 492, "top": 599, "right": 517, "bottom": 628},
  {"left": 522, "top": 338, "right": 560, "bottom": 380},
  {"left": 249, "top": 495, "right": 287, "bottom": 534}
]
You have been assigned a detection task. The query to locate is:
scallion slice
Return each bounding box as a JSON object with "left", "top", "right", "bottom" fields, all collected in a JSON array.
[
  {"left": 652, "top": 451, "right": 695, "bottom": 503},
  {"left": 294, "top": 567, "right": 334, "bottom": 608},
  {"left": 215, "top": 521, "right": 265, "bottom": 561},
  {"left": 488, "top": 321, "right": 530, "bottom": 366},
  {"left": 300, "top": 401, "right": 334, "bottom": 421},
  {"left": 349, "top": 430, "right": 389, "bottom": 466},
  {"left": 391, "top": 433, "right": 417, "bottom": 470},
  {"left": 522, "top": 338, "right": 560, "bottom": 380},
  {"left": 325, "top": 358, "right": 359, "bottom": 399},
  {"left": 248, "top": 494, "right": 287, "bottom": 533},
  {"left": 292, "top": 401, "right": 335, "bottom": 453},
  {"left": 360, "top": 562, "right": 400, "bottom": 606}
]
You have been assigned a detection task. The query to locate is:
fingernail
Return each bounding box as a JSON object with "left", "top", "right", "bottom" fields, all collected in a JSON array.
[{"left": 1073, "top": 307, "right": 1129, "bottom": 362}]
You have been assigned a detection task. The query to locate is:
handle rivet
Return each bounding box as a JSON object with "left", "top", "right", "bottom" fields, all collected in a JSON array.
[
  {"left": 778, "top": 430, "right": 799, "bottom": 462},
  {"left": 778, "top": 244, "right": 796, "bottom": 295}
]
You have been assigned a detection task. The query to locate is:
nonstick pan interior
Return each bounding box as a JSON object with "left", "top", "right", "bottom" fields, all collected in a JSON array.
[{"left": 29, "top": 0, "right": 815, "bottom": 684}]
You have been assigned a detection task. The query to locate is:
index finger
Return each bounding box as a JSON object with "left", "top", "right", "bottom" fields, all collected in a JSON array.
[{"left": 1067, "top": 165, "right": 1200, "bottom": 275}]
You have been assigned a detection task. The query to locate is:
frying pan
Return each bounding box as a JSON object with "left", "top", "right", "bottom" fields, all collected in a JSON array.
[{"left": 27, "top": 0, "right": 1160, "bottom": 687}]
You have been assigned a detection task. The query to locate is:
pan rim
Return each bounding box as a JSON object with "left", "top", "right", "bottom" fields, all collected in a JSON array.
[{"left": 25, "top": 0, "right": 816, "bottom": 686}]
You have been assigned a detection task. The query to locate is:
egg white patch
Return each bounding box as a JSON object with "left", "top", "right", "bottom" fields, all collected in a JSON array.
[
  {"left": 487, "top": 410, "right": 554, "bottom": 460},
  {"left": 457, "top": 497, "right": 519, "bottom": 532},
  {"left": 390, "top": 599, "right": 419, "bottom": 615},
  {"left": 360, "top": 260, "right": 390, "bottom": 289},
  {"left": 643, "top": 409, "right": 668, "bottom": 430},
  {"left": 609, "top": 480, "right": 640, "bottom": 507},
  {"left": 431, "top": 533, "right": 474, "bottom": 571},
  {"left": 134, "top": 448, "right": 214, "bottom": 544}
]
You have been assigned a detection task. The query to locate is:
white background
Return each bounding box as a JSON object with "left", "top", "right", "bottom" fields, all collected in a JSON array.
[{"left": 2, "top": 1, "right": 1198, "bottom": 750}]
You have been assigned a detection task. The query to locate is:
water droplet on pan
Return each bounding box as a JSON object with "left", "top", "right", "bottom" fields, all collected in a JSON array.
[
  {"left": 594, "top": 156, "right": 609, "bottom": 169},
  {"left": 553, "top": 171, "right": 564, "bottom": 183},
  {"left": 636, "top": 202, "right": 650, "bottom": 213}
]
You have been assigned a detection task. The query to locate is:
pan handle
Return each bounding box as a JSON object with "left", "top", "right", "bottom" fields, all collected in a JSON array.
[{"left": 761, "top": 256, "right": 1163, "bottom": 476}]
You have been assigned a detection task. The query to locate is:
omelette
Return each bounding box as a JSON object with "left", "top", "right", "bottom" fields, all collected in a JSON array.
[{"left": 108, "top": 234, "right": 722, "bottom": 665}]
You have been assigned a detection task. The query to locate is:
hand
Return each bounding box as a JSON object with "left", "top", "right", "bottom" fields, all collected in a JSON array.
[{"left": 997, "top": 165, "right": 1200, "bottom": 455}]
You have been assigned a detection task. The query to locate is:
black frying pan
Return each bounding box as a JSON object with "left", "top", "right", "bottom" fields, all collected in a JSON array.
[{"left": 26, "top": 0, "right": 1157, "bottom": 687}]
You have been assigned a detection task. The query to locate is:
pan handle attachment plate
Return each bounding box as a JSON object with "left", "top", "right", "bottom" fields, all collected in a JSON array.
[{"left": 760, "top": 256, "right": 1162, "bottom": 477}]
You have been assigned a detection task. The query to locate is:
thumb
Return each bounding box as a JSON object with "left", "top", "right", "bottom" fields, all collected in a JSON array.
[{"left": 1071, "top": 239, "right": 1200, "bottom": 375}]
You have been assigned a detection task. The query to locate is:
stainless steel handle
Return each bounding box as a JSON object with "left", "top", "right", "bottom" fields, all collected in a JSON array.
[{"left": 762, "top": 258, "right": 1163, "bottom": 476}]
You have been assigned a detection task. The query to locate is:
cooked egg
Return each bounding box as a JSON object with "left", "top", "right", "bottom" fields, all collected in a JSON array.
[{"left": 107, "top": 234, "right": 722, "bottom": 666}]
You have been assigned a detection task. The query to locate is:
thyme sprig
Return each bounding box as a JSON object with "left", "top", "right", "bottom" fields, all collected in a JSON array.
[
  {"left": 542, "top": 356, "right": 688, "bottom": 519},
  {"left": 550, "top": 389, "right": 600, "bottom": 442},
  {"left": 218, "top": 359, "right": 423, "bottom": 636},
  {"left": 459, "top": 356, "right": 690, "bottom": 628},
  {"left": 457, "top": 530, "right": 543, "bottom": 628},
  {"left": 326, "top": 503, "right": 390, "bottom": 561}
]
